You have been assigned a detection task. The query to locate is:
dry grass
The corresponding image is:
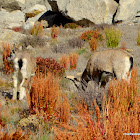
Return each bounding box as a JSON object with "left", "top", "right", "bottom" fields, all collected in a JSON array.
[
  {"left": 20, "top": 35, "right": 46, "bottom": 48},
  {"left": 30, "top": 21, "right": 43, "bottom": 37},
  {"left": 51, "top": 26, "right": 60, "bottom": 39}
]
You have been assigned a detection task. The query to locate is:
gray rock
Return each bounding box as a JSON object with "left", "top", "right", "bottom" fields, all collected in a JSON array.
[
  {"left": 114, "top": 0, "right": 140, "bottom": 22},
  {"left": 26, "top": 45, "right": 34, "bottom": 50},
  {"left": 0, "top": 0, "right": 25, "bottom": 10},
  {"left": 0, "top": 9, "right": 25, "bottom": 29},
  {"left": 24, "top": 12, "right": 46, "bottom": 29},
  {"left": 0, "top": 29, "right": 25, "bottom": 51},
  {"left": 48, "top": 0, "right": 118, "bottom": 25},
  {"left": 24, "top": 0, "right": 51, "bottom": 11}
]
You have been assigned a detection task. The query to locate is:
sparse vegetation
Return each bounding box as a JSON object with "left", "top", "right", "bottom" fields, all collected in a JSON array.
[
  {"left": 64, "top": 23, "right": 81, "bottom": 29},
  {"left": 26, "top": 10, "right": 42, "bottom": 18},
  {"left": 137, "top": 31, "right": 140, "bottom": 46},
  {"left": 104, "top": 26, "right": 121, "bottom": 48},
  {"left": 51, "top": 26, "right": 60, "bottom": 39},
  {"left": 20, "top": 35, "right": 46, "bottom": 48},
  {"left": 121, "top": 41, "right": 127, "bottom": 50},
  {"left": 68, "top": 37, "right": 85, "bottom": 49},
  {"left": 30, "top": 21, "right": 43, "bottom": 36},
  {"left": 70, "top": 52, "right": 79, "bottom": 70},
  {"left": 60, "top": 55, "right": 69, "bottom": 70}
]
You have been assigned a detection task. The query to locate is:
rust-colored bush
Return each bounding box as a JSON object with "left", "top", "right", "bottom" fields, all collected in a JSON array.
[
  {"left": 53, "top": 68, "right": 140, "bottom": 140},
  {"left": 2, "top": 43, "right": 13, "bottom": 74},
  {"left": 89, "top": 37, "right": 99, "bottom": 52},
  {"left": 70, "top": 52, "right": 79, "bottom": 70},
  {"left": 27, "top": 73, "right": 70, "bottom": 123},
  {"left": 103, "top": 67, "right": 140, "bottom": 140},
  {"left": 36, "top": 57, "right": 65, "bottom": 77},
  {"left": 60, "top": 55, "right": 69, "bottom": 70},
  {"left": 12, "top": 27, "right": 22, "bottom": 32},
  {"left": 51, "top": 26, "right": 60, "bottom": 39},
  {"left": 121, "top": 41, "right": 126, "bottom": 50},
  {"left": 80, "top": 30, "right": 103, "bottom": 41},
  {"left": 53, "top": 102, "right": 105, "bottom": 140}
]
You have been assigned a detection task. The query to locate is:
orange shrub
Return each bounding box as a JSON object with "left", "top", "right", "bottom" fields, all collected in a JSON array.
[
  {"left": 12, "top": 26, "right": 22, "bottom": 32},
  {"left": 2, "top": 43, "right": 13, "bottom": 74},
  {"left": 80, "top": 30, "right": 103, "bottom": 41},
  {"left": 70, "top": 52, "right": 79, "bottom": 70},
  {"left": 51, "top": 26, "right": 60, "bottom": 39},
  {"left": 60, "top": 55, "right": 69, "bottom": 70},
  {"left": 103, "top": 67, "right": 140, "bottom": 140},
  {"left": 53, "top": 68, "right": 140, "bottom": 140},
  {"left": 53, "top": 102, "right": 105, "bottom": 140},
  {"left": 121, "top": 41, "right": 126, "bottom": 50},
  {"left": 89, "top": 37, "right": 98, "bottom": 52},
  {"left": 27, "top": 73, "right": 70, "bottom": 123}
]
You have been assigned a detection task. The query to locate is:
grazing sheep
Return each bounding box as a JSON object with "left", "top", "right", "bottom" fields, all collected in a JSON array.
[
  {"left": 7, "top": 47, "right": 36, "bottom": 100},
  {"left": 65, "top": 49, "right": 133, "bottom": 90}
]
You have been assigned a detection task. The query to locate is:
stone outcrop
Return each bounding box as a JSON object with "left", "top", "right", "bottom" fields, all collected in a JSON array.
[
  {"left": 48, "top": 0, "right": 118, "bottom": 25},
  {"left": 0, "top": 9, "right": 25, "bottom": 28},
  {"left": 114, "top": 0, "right": 140, "bottom": 23},
  {"left": 0, "top": 29, "right": 25, "bottom": 48},
  {"left": 0, "top": 0, "right": 139, "bottom": 29}
]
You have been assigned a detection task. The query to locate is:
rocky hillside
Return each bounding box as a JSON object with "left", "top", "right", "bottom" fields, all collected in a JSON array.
[{"left": 0, "top": 0, "right": 140, "bottom": 30}]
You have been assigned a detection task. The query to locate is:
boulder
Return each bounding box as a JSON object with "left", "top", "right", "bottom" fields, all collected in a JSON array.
[
  {"left": 0, "top": 0, "right": 25, "bottom": 11},
  {"left": 25, "top": 4, "right": 47, "bottom": 13},
  {"left": 114, "top": 0, "right": 140, "bottom": 23},
  {"left": 48, "top": 0, "right": 118, "bottom": 25},
  {"left": 24, "top": 0, "right": 51, "bottom": 11},
  {"left": 0, "top": 9, "right": 25, "bottom": 29},
  {"left": 0, "top": 29, "right": 25, "bottom": 50},
  {"left": 24, "top": 4, "right": 47, "bottom": 19},
  {"left": 24, "top": 12, "right": 46, "bottom": 29}
]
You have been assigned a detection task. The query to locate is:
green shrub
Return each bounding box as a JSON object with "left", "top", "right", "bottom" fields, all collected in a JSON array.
[
  {"left": 137, "top": 31, "right": 140, "bottom": 46},
  {"left": 104, "top": 26, "right": 121, "bottom": 48},
  {"left": 26, "top": 10, "right": 42, "bottom": 18},
  {"left": 64, "top": 23, "right": 80, "bottom": 29}
]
